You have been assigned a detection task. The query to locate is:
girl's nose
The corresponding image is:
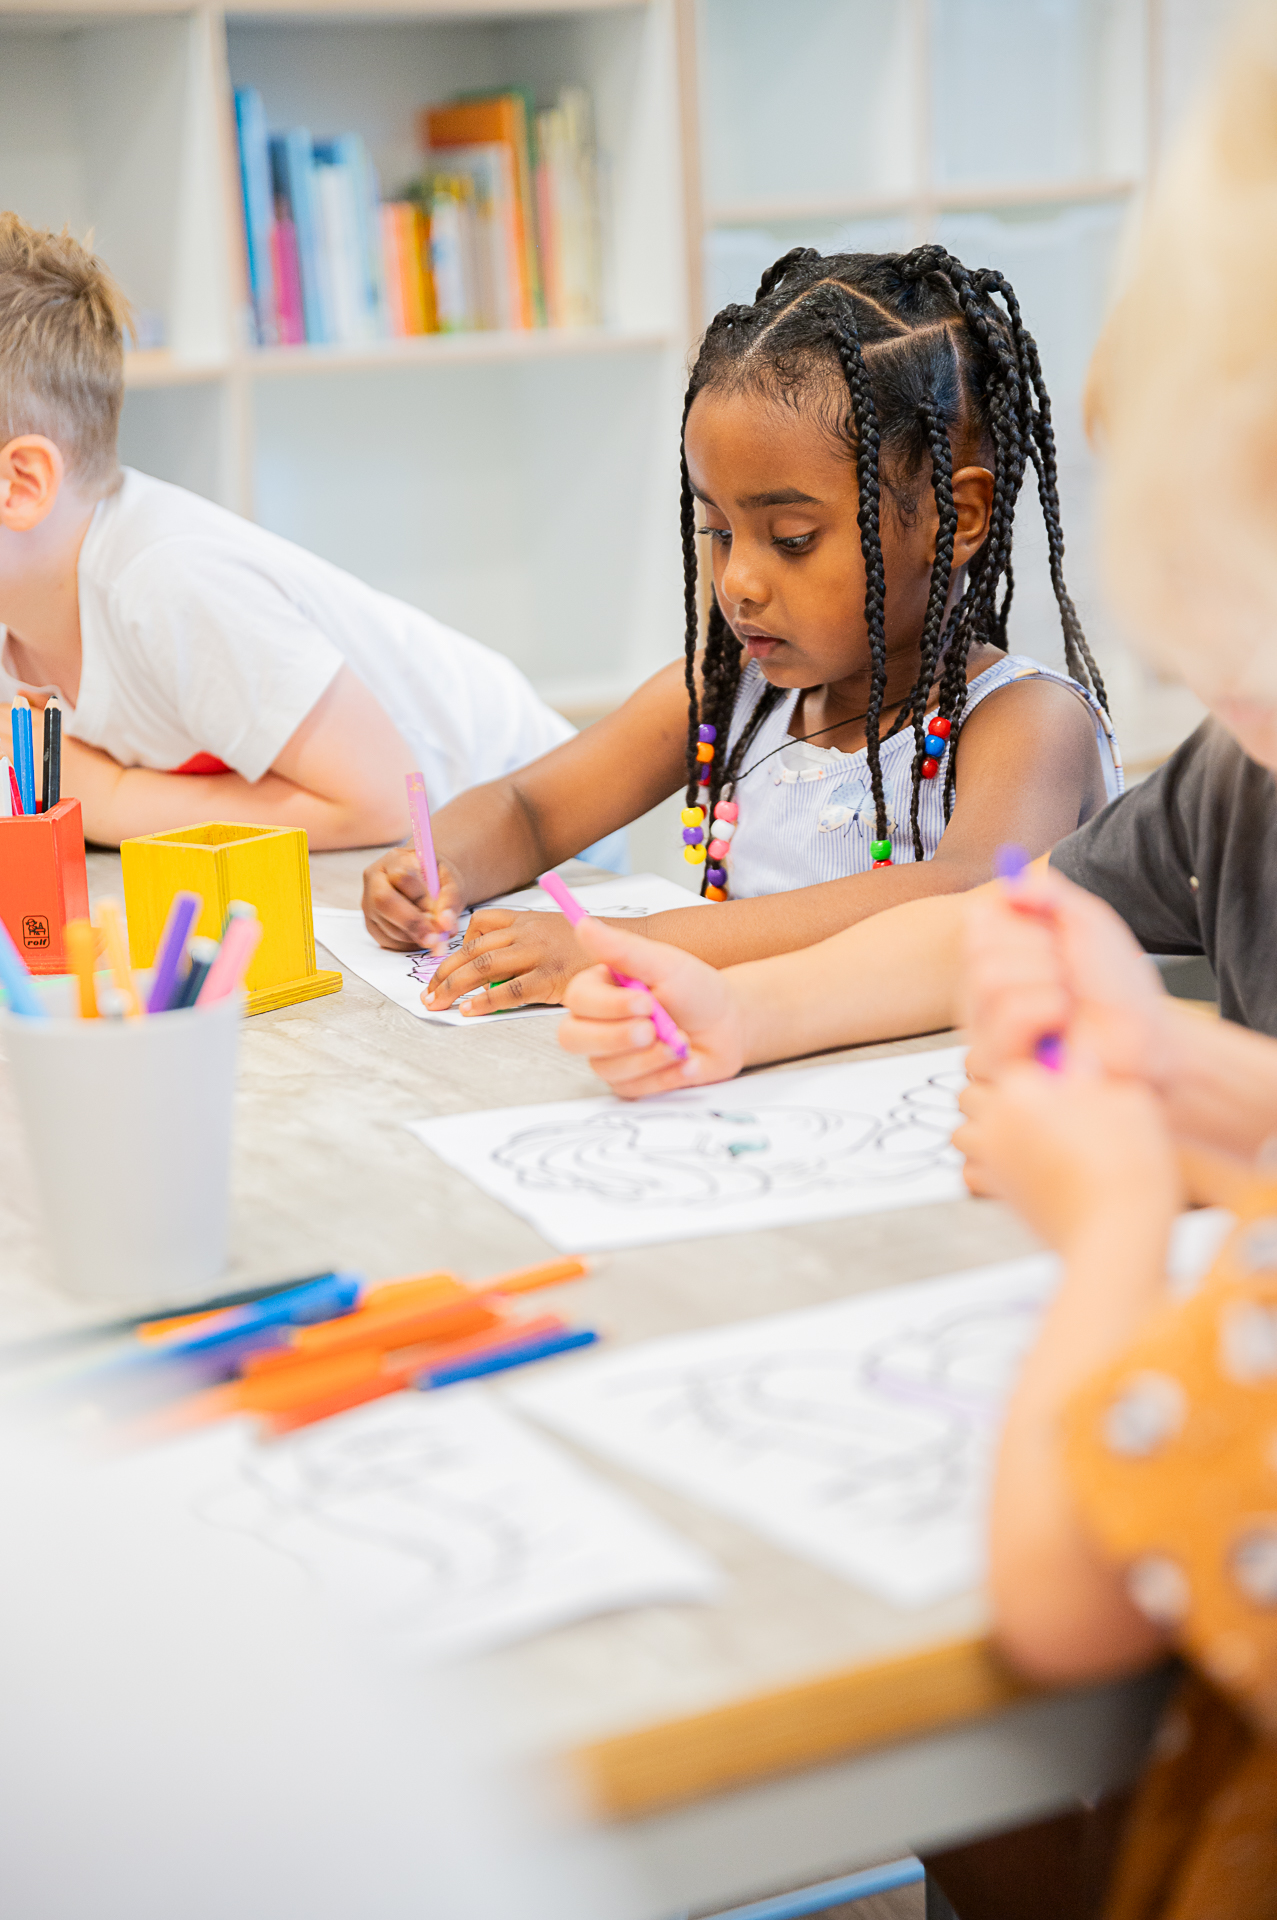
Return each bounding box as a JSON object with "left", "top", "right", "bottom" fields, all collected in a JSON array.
[{"left": 720, "top": 536, "right": 768, "bottom": 612}]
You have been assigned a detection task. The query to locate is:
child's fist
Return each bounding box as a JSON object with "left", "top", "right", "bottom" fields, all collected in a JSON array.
[{"left": 362, "top": 846, "right": 464, "bottom": 951}]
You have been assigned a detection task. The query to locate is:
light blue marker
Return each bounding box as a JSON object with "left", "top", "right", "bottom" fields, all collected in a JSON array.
[{"left": 0, "top": 917, "right": 46, "bottom": 1019}]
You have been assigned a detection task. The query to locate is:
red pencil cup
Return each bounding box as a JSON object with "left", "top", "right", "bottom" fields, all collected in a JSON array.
[{"left": 0, "top": 800, "right": 90, "bottom": 974}]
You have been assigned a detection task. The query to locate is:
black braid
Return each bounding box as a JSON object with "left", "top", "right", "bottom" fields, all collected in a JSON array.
[
  {"left": 677, "top": 243, "right": 1107, "bottom": 879},
  {"left": 905, "top": 400, "right": 958, "bottom": 859}
]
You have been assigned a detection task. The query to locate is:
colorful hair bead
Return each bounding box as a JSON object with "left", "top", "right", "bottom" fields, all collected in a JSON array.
[
  {"left": 680, "top": 805, "right": 705, "bottom": 827},
  {"left": 710, "top": 818, "right": 735, "bottom": 842},
  {"left": 707, "top": 865, "right": 726, "bottom": 887},
  {"left": 870, "top": 837, "right": 892, "bottom": 863},
  {"left": 924, "top": 733, "right": 947, "bottom": 758},
  {"left": 928, "top": 716, "right": 952, "bottom": 740},
  {"left": 682, "top": 826, "right": 704, "bottom": 846},
  {"left": 705, "top": 884, "right": 727, "bottom": 901},
  {"left": 873, "top": 858, "right": 893, "bottom": 868},
  {"left": 698, "top": 724, "right": 717, "bottom": 744},
  {"left": 713, "top": 801, "right": 739, "bottom": 823},
  {"left": 707, "top": 838, "right": 730, "bottom": 860},
  {"left": 696, "top": 741, "right": 715, "bottom": 764},
  {"left": 684, "top": 844, "right": 706, "bottom": 864},
  {"left": 921, "top": 758, "right": 939, "bottom": 780}
]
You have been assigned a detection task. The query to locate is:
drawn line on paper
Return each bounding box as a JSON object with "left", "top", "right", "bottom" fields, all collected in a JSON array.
[{"left": 490, "top": 1069, "right": 966, "bottom": 1210}]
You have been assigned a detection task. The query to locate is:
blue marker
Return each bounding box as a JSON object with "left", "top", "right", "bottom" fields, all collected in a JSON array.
[
  {"left": 147, "top": 1270, "right": 364, "bottom": 1360},
  {"left": 0, "top": 916, "right": 45, "bottom": 1019},
  {"left": 994, "top": 841, "right": 1064, "bottom": 1072},
  {"left": 10, "top": 698, "right": 35, "bottom": 817},
  {"left": 416, "top": 1325, "right": 598, "bottom": 1390}
]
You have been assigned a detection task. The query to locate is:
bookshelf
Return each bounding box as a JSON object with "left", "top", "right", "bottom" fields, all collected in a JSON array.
[{"left": 0, "top": 0, "right": 1251, "bottom": 828}]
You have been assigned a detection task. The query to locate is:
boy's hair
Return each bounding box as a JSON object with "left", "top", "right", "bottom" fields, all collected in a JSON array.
[
  {"left": 0, "top": 212, "right": 130, "bottom": 494},
  {"left": 680, "top": 245, "right": 1107, "bottom": 865}
]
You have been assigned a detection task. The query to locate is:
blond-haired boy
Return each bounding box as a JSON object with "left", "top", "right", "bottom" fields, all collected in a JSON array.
[{"left": 0, "top": 213, "right": 585, "bottom": 850}]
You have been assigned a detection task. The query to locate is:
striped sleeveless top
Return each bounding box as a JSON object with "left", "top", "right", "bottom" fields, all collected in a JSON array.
[{"left": 718, "top": 654, "right": 1124, "bottom": 900}]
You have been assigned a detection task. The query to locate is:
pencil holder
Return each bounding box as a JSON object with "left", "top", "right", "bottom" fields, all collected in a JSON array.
[
  {"left": 1, "top": 978, "right": 241, "bottom": 1305},
  {"left": 120, "top": 822, "right": 341, "bottom": 1016},
  {"left": 0, "top": 800, "right": 90, "bottom": 975}
]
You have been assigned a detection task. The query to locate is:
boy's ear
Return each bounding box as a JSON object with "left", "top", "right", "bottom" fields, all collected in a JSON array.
[
  {"left": 948, "top": 465, "right": 995, "bottom": 567},
  {"left": 0, "top": 436, "right": 65, "bottom": 532}
]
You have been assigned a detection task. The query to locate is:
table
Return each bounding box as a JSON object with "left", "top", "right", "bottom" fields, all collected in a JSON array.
[{"left": 0, "top": 848, "right": 1171, "bottom": 1920}]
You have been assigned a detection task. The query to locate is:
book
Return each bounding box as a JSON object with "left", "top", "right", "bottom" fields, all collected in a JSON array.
[
  {"left": 270, "top": 130, "right": 329, "bottom": 346},
  {"left": 234, "top": 87, "right": 278, "bottom": 346},
  {"left": 536, "top": 88, "right": 602, "bottom": 329},
  {"left": 422, "top": 95, "right": 542, "bottom": 329}
]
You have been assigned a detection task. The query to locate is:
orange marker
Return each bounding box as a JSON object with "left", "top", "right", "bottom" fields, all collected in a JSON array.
[
  {"left": 64, "top": 919, "right": 98, "bottom": 1018},
  {"left": 94, "top": 897, "right": 143, "bottom": 1019}
]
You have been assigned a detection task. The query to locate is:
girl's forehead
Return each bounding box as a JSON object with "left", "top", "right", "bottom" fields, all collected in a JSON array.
[{"left": 685, "top": 386, "right": 851, "bottom": 496}]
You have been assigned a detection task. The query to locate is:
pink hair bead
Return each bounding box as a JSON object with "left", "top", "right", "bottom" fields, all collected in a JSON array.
[
  {"left": 714, "top": 801, "right": 739, "bottom": 822},
  {"left": 707, "top": 839, "right": 730, "bottom": 860}
]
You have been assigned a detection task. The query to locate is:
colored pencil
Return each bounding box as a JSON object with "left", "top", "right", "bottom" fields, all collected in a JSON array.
[
  {"left": 174, "top": 936, "right": 218, "bottom": 1009},
  {"left": 6, "top": 762, "right": 21, "bottom": 816},
  {"left": 64, "top": 919, "right": 99, "bottom": 1018},
  {"left": 405, "top": 771, "right": 441, "bottom": 897},
  {"left": 416, "top": 1324, "right": 597, "bottom": 1389},
  {"left": 10, "top": 697, "right": 35, "bottom": 816},
  {"left": 94, "top": 898, "right": 143, "bottom": 1019},
  {"left": 0, "top": 757, "right": 13, "bottom": 817},
  {"left": 146, "top": 890, "right": 202, "bottom": 1015},
  {"left": 41, "top": 697, "right": 61, "bottom": 811}
]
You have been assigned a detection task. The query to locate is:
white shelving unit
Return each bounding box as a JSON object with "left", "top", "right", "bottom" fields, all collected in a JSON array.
[
  {"left": 0, "top": 0, "right": 1252, "bottom": 789},
  {"left": 0, "top": 0, "right": 690, "bottom": 720}
]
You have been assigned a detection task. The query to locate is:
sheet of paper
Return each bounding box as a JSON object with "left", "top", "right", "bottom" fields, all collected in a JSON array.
[
  {"left": 313, "top": 873, "right": 705, "bottom": 1027},
  {"left": 408, "top": 1045, "right": 969, "bottom": 1249},
  {"left": 90, "top": 1390, "right": 721, "bottom": 1661},
  {"left": 512, "top": 1259, "right": 1057, "bottom": 1607}
]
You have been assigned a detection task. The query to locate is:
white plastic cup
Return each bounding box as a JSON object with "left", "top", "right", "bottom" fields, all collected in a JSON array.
[{"left": 1, "top": 975, "right": 241, "bottom": 1305}]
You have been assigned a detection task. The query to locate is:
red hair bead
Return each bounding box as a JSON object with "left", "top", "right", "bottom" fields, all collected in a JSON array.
[
  {"left": 873, "top": 858, "right": 893, "bottom": 868},
  {"left": 929, "top": 716, "right": 951, "bottom": 740},
  {"left": 921, "top": 757, "right": 939, "bottom": 779}
]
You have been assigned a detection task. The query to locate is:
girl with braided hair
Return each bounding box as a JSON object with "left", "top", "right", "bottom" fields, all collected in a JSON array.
[{"left": 363, "top": 246, "right": 1118, "bottom": 1018}]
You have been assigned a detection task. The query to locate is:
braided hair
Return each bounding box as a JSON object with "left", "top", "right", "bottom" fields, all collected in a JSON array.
[{"left": 679, "top": 244, "right": 1107, "bottom": 869}]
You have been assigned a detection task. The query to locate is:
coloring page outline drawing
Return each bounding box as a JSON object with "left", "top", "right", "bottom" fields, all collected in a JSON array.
[
  {"left": 408, "top": 1045, "right": 969, "bottom": 1248},
  {"left": 93, "top": 1391, "right": 721, "bottom": 1662},
  {"left": 510, "top": 1259, "right": 1060, "bottom": 1607}
]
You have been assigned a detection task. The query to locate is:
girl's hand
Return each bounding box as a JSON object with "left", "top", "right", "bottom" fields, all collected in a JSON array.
[
  {"left": 954, "top": 1062, "right": 1181, "bottom": 1251},
  {"left": 424, "top": 908, "right": 588, "bottom": 1014},
  {"left": 963, "top": 867, "right": 1171, "bottom": 1087},
  {"left": 361, "top": 847, "right": 464, "bottom": 952},
  {"left": 558, "top": 919, "right": 745, "bottom": 1096}
]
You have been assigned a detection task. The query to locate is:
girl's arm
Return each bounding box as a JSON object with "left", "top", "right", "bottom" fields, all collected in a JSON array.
[
  {"left": 361, "top": 664, "right": 690, "bottom": 949},
  {"left": 954, "top": 1068, "right": 1179, "bottom": 1682},
  {"left": 429, "top": 667, "right": 1103, "bottom": 1011},
  {"left": 41, "top": 669, "right": 418, "bottom": 850}
]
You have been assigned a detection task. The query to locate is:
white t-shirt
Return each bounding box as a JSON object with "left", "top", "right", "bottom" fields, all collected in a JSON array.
[{"left": 0, "top": 469, "right": 574, "bottom": 803}]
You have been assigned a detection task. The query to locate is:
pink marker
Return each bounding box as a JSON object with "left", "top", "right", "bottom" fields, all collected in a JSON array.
[
  {"left": 405, "top": 772, "right": 441, "bottom": 899},
  {"left": 197, "top": 912, "right": 263, "bottom": 1005},
  {"left": 995, "top": 842, "right": 1064, "bottom": 1073},
  {"left": 537, "top": 871, "right": 689, "bottom": 1063}
]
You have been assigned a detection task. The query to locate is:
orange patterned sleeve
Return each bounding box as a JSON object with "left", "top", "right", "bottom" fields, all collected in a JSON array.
[{"left": 1064, "top": 1190, "right": 1277, "bottom": 1729}]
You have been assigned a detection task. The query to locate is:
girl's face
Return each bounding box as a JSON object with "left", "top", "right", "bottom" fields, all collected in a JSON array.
[{"left": 685, "top": 387, "right": 993, "bottom": 701}]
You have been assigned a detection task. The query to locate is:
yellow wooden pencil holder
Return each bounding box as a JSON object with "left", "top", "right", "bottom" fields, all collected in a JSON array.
[{"left": 120, "top": 823, "right": 342, "bottom": 1017}]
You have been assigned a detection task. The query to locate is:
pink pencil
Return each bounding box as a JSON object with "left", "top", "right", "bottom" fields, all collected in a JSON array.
[
  {"left": 405, "top": 772, "right": 440, "bottom": 898},
  {"left": 537, "top": 871, "right": 689, "bottom": 1063},
  {"left": 197, "top": 913, "right": 262, "bottom": 1005}
]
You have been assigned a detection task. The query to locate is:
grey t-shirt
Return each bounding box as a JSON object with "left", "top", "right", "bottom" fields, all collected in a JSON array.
[{"left": 1050, "top": 718, "right": 1277, "bottom": 1034}]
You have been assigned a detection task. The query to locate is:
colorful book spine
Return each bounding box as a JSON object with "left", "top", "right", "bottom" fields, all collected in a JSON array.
[{"left": 234, "top": 87, "right": 278, "bottom": 347}]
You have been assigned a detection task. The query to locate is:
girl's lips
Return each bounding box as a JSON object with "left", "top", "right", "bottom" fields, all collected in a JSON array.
[{"left": 742, "top": 634, "right": 784, "bottom": 658}]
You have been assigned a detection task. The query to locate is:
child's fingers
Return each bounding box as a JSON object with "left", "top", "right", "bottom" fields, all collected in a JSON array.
[
  {"left": 588, "top": 1047, "right": 711, "bottom": 1100},
  {"left": 572, "top": 918, "right": 729, "bottom": 1030},
  {"left": 457, "top": 968, "right": 564, "bottom": 1015},
  {"left": 561, "top": 964, "right": 653, "bottom": 1023},
  {"left": 363, "top": 864, "right": 436, "bottom": 950},
  {"left": 557, "top": 1008, "right": 657, "bottom": 1060},
  {"left": 429, "top": 927, "right": 517, "bottom": 1004}
]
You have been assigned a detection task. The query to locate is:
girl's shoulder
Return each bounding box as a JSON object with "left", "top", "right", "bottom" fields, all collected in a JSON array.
[{"left": 962, "top": 653, "right": 1124, "bottom": 797}]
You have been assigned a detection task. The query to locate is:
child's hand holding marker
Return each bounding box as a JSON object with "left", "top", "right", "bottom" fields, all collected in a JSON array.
[
  {"left": 361, "top": 771, "right": 462, "bottom": 954},
  {"left": 962, "top": 852, "right": 1171, "bottom": 1090},
  {"left": 558, "top": 914, "right": 748, "bottom": 1095}
]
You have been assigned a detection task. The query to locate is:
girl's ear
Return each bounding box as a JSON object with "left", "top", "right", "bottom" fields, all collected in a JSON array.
[{"left": 947, "top": 465, "right": 995, "bottom": 567}]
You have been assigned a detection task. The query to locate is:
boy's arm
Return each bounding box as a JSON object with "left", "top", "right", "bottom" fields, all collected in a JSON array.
[{"left": 50, "top": 669, "right": 415, "bottom": 849}]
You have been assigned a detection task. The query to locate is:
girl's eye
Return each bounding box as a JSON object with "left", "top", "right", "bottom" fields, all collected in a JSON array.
[
  {"left": 697, "top": 526, "right": 731, "bottom": 546},
  {"left": 775, "top": 532, "right": 816, "bottom": 553}
]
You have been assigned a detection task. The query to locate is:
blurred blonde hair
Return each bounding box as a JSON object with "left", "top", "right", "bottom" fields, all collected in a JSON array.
[
  {"left": 0, "top": 212, "right": 132, "bottom": 494},
  {"left": 1087, "top": 2, "right": 1277, "bottom": 703}
]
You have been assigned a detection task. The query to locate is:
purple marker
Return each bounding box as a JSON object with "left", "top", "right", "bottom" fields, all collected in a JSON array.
[
  {"left": 537, "top": 871, "right": 691, "bottom": 1063},
  {"left": 993, "top": 842, "right": 1065, "bottom": 1073},
  {"left": 147, "top": 890, "right": 202, "bottom": 1014}
]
